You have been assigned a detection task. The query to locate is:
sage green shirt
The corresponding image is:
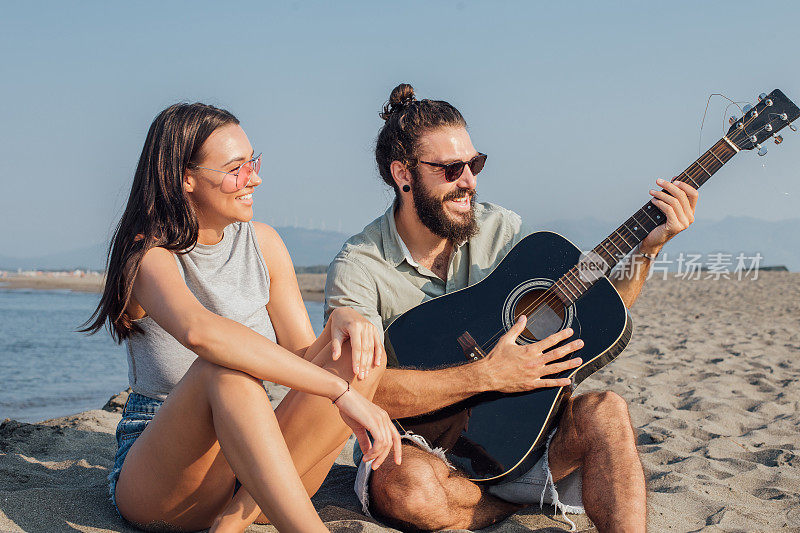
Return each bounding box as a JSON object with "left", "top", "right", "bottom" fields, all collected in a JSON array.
[{"left": 324, "top": 202, "right": 530, "bottom": 368}]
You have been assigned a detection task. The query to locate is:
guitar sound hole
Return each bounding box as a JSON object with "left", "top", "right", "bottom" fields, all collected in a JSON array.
[{"left": 513, "top": 289, "right": 566, "bottom": 342}]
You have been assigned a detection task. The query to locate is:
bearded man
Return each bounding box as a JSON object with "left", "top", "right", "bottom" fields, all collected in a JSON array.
[{"left": 324, "top": 83, "right": 698, "bottom": 532}]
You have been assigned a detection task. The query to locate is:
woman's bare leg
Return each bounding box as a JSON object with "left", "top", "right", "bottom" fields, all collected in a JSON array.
[
  {"left": 212, "top": 442, "right": 348, "bottom": 530},
  {"left": 211, "top": 340, "right": 385, "bottom": 532},
  {"left": 114, "top": 358, "right": 328, "bottom": 532}
]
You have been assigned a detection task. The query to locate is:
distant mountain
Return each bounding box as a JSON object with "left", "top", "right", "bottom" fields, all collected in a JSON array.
[
  {"left": 1, "top": 218, "right": 797, "bottom": 271},
  {"left": 0, "top": 243, "right": 109, "bottom": 271},
  {"left": 272, "top": 226, "right": 350, "bottom": 267}
]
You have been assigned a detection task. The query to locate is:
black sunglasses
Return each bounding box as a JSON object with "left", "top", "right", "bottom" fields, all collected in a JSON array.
[{"left": 418, "top": 153, "right": 487, "bottom": 182}]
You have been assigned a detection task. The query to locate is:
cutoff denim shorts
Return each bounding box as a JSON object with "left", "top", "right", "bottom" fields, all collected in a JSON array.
[
  {"left": 354, "top": 429, "right": 585, "bottom": 531},
  {"left": 108, "top": 392, "right": 163, "bottom": 514}
]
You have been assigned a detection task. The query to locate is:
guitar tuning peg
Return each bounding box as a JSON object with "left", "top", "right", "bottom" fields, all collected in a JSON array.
[
  {"left": 757, "top": 144, "right": 768, "bottom": 156},
  {"left": 790, "top": 123, "right": 797, "bottom": 132},
  {"left": 743, "top": 104, "right": 753, "bottom": 113},
  {"left": 729, "top": 115, "right": 739, "bottom": 125},
  {"left": 774, "top": 134, "right": 783, "bottom": 145},
  {"left": 759, "top": 93, "right": 767, "bottom": 101}
]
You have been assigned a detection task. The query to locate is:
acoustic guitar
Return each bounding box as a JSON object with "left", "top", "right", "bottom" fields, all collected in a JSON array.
[{"left": 384, "top": 89, "right": 799, "bottom": 484}]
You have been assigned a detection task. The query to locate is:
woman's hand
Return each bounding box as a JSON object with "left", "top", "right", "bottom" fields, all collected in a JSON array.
[
  {"left": 333, "top": 386, "right": 402, "bottom": 470},
  {"left": 329, "top": 307, "right": 385, "bottom": 380}
]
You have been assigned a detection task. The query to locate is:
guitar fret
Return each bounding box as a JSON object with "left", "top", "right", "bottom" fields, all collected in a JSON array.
[
  {"left": 606, "top": 238, "right": 625, "bottom": 256},
  {"left": 623, "top": 220, "right": 647, "bottom": 241},
  {"left": 570, "top": 267, "right": 592, "bottom": 292},
  {"left": 556, "top": 278, "right": 576, "bottom": 300},
  {"left": 595, "top": 243, "right": 616, "bottom": 267},
  {"left": 560, "top": 273, "right": 579, "bottom": 296},
  {"left": 709, "top": 150, "right": 724, "bottom": 164},
  {"left": 696, "top": 161, "right": 712, "bottom": 176},
  {"left": 614, "top": 228, "right": 633, "bottom": 249},
  {"left": 569, "top": 267, "right": 589, "bottom": 290},
  {"left": 555, "top": 282, "right": 575, "bottom": 304},
  {"left": 631, "top": 211, "right": 653, "bottom": 230},
  {"left": 681, "top": 171, "right": 699, "bottom": 188},
  {"left": 636, "top": 210, "right": 659, "bottom": 234},
  {"left": 641, "top": 204, "right": 659, "bottom": 224}
]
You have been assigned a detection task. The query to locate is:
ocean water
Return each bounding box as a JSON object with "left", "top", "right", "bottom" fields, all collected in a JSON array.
[{"left": 0, "top": 289, "right": 325, "bottom": 423}]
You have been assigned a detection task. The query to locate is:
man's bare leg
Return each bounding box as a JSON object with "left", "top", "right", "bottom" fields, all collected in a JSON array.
[
  {"left": 548, "top": 391, "right": 646, "bottom": 533},
  {"left": 368, "top": 391, "right": 644, "bottom": 532},
  {"left": 369, "top": 444, "right": 521, "bottom": 531}
]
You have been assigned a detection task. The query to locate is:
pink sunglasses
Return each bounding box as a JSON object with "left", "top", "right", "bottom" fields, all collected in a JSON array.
[{"left": 193, "top": 153, "right": 262, "bottom": 193}]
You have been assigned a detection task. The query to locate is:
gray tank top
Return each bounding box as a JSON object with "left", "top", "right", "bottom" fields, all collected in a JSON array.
[{"left": 126, "top": 221, "right": 277, "bottom": 400}]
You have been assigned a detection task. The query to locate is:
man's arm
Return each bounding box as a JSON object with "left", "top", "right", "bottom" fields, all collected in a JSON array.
[
  {"left": 374, "top": 365, "right": 488, "bottom": 419},
  {"left": 611, "top": 252, "right": 654, "bottom": 308},
  {"left": 611, "top": 178, "right": 699, "bottom": 308}
]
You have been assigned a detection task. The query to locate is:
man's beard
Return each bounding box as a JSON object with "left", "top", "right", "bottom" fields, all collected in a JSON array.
[{"left": 410, "top": 172, "right": 478, "bottom": 243}]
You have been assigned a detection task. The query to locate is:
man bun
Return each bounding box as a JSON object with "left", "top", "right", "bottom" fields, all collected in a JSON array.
[{"left": 380, "top": 83, "right": 417, "bottom": 121}]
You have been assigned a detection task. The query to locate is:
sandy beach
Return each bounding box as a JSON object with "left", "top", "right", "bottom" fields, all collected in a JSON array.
[{"left": 1, "top": 272, "right": 798, "bottom": 532}]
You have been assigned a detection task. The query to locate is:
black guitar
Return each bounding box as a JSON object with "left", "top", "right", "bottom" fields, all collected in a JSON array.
[{"left": 384, "top": 89, "right": 799, "bottom": 484}]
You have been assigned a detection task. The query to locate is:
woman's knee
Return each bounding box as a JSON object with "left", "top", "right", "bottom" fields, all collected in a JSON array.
[{"left": 325, "top": 339, "right": 387, "bottom": 384}]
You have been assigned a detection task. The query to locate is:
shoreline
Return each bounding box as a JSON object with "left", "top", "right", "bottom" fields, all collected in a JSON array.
[{"left": 0, "top": 273, "right": 327, "bottom": 302}]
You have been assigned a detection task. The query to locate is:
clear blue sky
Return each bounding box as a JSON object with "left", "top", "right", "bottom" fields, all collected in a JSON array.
[{"left": 2, "top": 1, "right": 799, "bottom": 257}]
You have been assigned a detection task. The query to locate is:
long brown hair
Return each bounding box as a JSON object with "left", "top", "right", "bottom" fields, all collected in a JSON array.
[{"left": 82, "top": 103, "right": 239, "bottom": 342}]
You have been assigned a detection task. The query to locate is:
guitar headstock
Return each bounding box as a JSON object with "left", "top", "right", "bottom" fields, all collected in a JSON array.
[{"left": 726, "top": 89, "right": 800, "bottom": 154}]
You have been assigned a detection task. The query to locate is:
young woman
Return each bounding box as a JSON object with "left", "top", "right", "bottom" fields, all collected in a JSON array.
[{"left": 84, "top": 102, "right": 401, "bottom": 532}]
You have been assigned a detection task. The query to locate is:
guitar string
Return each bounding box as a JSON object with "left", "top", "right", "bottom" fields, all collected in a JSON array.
[
  {"left": 473, "top": 103, "right": 780, "bottom": 356},
  {"left": 503, "top": 107, "right": 770, "bottom": 328},
  {"left": 482, "top": 112, "right": 763, "bottom": 350},
  {"left": 475, "top": 108, "right": 769, "bottom": 354},
  {"left": 474, "top": 140, "right": 731, "bottom": 352},
  {"left": 471, "top": 109, "right": 766, "bottom": 357},
  {"left": 474, "top": 156, "right": 720, "bottom": 354}
]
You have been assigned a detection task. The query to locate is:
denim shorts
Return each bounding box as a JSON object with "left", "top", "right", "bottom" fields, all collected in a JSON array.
[
  {"left": 353, "top": 429, "right": 585, "bottom": 530},
  {"left": 108, "top": 392, "right": 163, "bottom": 514}
]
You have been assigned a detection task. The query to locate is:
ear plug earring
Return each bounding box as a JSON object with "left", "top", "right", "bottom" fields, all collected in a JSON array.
[{"left": 402, "top": 184, "right": 410, "bottom": 192}]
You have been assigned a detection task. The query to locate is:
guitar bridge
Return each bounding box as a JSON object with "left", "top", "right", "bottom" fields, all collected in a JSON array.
[{"left": 457, "top": 331, "right": 488, "bottom": 362}]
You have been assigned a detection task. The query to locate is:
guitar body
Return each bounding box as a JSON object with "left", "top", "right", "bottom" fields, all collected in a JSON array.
[{"left": 385, "top": 231, "right": 633, "bottom": 484}]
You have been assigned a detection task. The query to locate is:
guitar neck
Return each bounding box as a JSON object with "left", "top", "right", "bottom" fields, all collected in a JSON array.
[
  {"left": 592, "top": 137, "right": 737, "bottom": 269},
  {"left": 551, "top": 137, "right": 738, "bottom": 304}
]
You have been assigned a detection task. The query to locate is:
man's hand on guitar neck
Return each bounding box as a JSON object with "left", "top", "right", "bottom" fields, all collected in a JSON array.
[
  {"left": 612, "top": 177, "right": 699, "bottom": 308},
  {"left": 479, "top": 316, "right": 583, "bottom": 394},
  {"left": 641, "top": 177, "right": 699, "bottom": 256}
]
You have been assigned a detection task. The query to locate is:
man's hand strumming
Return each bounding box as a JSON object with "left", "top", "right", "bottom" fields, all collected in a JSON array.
[{"left": 479, "top": 316, "right": 583, "bottom": 394}]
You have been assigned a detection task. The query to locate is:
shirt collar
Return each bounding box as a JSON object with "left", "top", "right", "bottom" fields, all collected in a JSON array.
[
  {"left": 381, "top": 202, "right": 420, "bottom": 268},
  {"left": 381, "top": 201, "right": 471, "bottom": 269}
]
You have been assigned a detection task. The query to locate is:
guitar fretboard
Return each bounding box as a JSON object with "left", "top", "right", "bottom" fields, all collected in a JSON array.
[{"left": 549, "top": 137, "right": 738, "bottom": 305}]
